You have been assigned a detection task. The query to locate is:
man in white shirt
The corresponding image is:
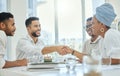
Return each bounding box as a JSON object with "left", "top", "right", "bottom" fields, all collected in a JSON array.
[
  {"left": 0, "top": 12, "right": 27, "bottom": 69},
  {"left": 16, "top": 17, "right": 71, "bottom": 60},
  {"left": 82, "top": 17, "right": 103, "bottom": 55},
  {"left": 65, "top": 17, "right": 103, "bottom": 61}
]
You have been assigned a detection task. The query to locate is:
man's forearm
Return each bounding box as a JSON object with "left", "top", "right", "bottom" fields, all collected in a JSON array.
[
  {"left": 102, "top": 58, "right": 120, "bottom": 65},
  {"left": 42, "top": 46, "right": 57, "bottom": 55},
  {"left": 3, "top": 59, "right": 27, "bottom": 68},
  {"left": 111, "top": 58, "right": 120, "bottom": 65},
  {"left": 72, "top": 50, "right": 84, "bottom": 60},
  {"left": 3, "top": 60, "right": 20, "bottom": 68}
]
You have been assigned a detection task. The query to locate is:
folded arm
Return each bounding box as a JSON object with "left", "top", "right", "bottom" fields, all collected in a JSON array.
[{"left": 3, "top": 59, "right": 27, "bottom": 68}]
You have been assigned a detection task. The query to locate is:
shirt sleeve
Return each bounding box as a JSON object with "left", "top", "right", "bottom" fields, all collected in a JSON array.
[
  {"left": 0, "top": 55, "right": 5, "bottom": 69},
  {"left": 0, "top": 44, "right": 5, "bottom": 69},
  {"left": 103, "top": 29, "right": 120, "bottom": 58},
  {"left": 82, "top": 41, "right": 88, "bottom": 54},
  {"left": 82, "top": 40, "right": 91, "bottom": 55},
  {"left": 0, "top": 31, "right": 6, "bottom": 69}
]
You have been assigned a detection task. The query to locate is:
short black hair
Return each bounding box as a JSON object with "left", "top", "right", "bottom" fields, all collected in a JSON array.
[
  {"left": 86, "top": 17, "right": 92, "bottom": 22},
  {"left": 0, "top": 12, "right": 14, "bottom": 22},
  {"left": 25, "top": 17, "right": 39, "bottom": 27}
]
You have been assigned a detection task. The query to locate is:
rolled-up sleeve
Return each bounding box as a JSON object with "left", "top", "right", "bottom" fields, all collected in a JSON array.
[
  {"left": 0, "top": 42, "right": 6, "bottom": 69},
  {"left": 0, "top": 56, "right": 5, "bottom": 69}
]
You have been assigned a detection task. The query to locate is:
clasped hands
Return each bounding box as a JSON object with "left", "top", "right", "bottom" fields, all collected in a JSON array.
[{"left": 56, "top": 45, "right": 73, "bottom": 55}]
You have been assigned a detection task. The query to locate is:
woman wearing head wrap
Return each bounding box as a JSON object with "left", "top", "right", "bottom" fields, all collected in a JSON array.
[
  {"left": 91, "top": 3, "right": 120, "bottom": 64},
  {"left": 64, "top": 3, "right": 120, "bottom": 64}
]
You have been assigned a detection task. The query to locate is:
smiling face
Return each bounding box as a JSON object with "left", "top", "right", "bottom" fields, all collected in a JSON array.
[
  {"left": 0, "top": 18, "right": 16, "bottom": 36},
  {"left": 91, "top": 16, "right": 103, "bottom": 36},
  {"left": 27, "top": 20, "right": 41, "bottom": 37},
  {"left": 86, "top": 20, "right": 92, "bottom": 36}
]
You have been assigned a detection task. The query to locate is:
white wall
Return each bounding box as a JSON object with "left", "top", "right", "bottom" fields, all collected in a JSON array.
[
  {"left": 92, "top": 0, "right": 105, "bottom": 14},
  {"left": 106, "top": 0, "right": 120, "bottom": 19},
  {"left": 7, "top": 0, "right": 28, "bottom": 60}
]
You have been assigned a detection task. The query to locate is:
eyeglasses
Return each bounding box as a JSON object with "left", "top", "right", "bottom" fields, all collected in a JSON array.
[{"left": 86, "top": 24, "right": 92, "bottom": 29}]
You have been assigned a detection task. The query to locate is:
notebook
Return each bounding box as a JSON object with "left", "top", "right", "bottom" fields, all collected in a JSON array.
[{"left": 27, "top": 62, "right": 58, "bottom": 69}]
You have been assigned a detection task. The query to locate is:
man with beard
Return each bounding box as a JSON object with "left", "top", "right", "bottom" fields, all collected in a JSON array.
[
  {"left": 16, "top": 17, "right": 71, "bottom": 60},
  {"left": 64, "top": 17, "right": 103, "bottom": 61},
  {"left": 82, "top": 17, "right": 103, "bottom": 55},
  {"left": 0, "top": 12, "right": 27, "bottom": 69}
]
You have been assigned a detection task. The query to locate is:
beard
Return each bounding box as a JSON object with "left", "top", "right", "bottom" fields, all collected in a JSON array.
[
  {"left": 31, "top": 31, "right": 40, "bottom": 37},
  {"left": 5, "top": 28, "right": 15, "bottom": 36}
]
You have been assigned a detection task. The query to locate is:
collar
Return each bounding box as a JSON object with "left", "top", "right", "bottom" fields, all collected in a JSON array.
[
  {"left": 26, "top": 34, "right": 36, "bottom": 43},
  {"left": 90, "top": 36, "right": 102, "bottom": 44}
]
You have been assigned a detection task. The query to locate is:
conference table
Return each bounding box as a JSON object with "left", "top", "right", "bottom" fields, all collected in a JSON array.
[{"left": 1, "top": 64, "right": 120, "bottom": 76}]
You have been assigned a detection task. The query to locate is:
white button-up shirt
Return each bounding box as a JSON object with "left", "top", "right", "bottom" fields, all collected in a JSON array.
[
  {"left": 16, "top": 35, "right": 45, "bottom": 60},
  {"left": 101, "top": 29, "right": 120, "bottom": 58},
  {"left": 0, "top": 30, "right": 7, "bottom": 69}
]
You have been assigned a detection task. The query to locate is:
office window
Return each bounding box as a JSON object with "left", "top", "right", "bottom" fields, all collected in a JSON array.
[
  {"left": 0, "top": 0, "right": 7, "bottom": 12},
  {"left": 27, "top": 0, "right": 37, "bottom": 17},
  {"left": 0, "top": 0, "right": 7, "bottom": 59},
  {"left": 37, "top": 0, "right": 93, "bottom": 52}
]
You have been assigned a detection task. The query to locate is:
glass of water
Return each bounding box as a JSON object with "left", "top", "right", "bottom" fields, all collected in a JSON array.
[
  {"left": 65, "top": 54, "right": 76, "bottom": 72},
  {"left": 27, "top": 53, "right": 44, "bottom": 64}
]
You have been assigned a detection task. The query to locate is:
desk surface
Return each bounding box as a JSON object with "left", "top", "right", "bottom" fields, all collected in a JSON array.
[{"left": 1, "top": 65, "right": 120, "bottom": 76}]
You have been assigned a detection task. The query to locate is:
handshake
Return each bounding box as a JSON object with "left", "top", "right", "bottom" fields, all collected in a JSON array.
[
  {"left": 55, "top": 45, "right": 74, "bottom": 55},
  {"left": 43, "top": 45, "right": 83, "bottom": 61}
]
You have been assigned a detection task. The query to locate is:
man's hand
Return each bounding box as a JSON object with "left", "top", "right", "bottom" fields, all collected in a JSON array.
[
  {"left": 16, "top": 58, "right": 27, "bottom": 66},
  {"left": 56, "top": 46, "right": 73, "bottom": 55}
]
